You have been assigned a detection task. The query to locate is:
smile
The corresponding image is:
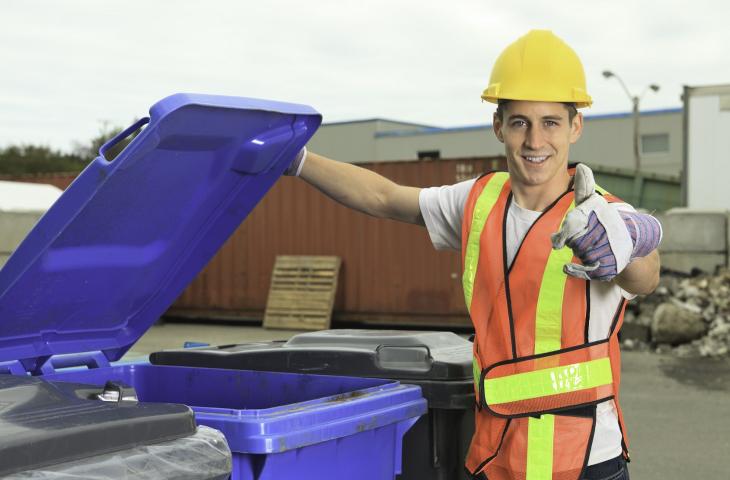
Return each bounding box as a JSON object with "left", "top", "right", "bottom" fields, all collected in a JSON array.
[{"left": 521, "top": 155, "right": 550, "bottom": 164}]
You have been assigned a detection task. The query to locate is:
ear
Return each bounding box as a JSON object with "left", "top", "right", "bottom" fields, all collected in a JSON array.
[
  {"left": 570, "top": 112, "right": 583, "bottom": 144},
  {"left": 493, "top": 112, "right": 504, "bottom": 143}
]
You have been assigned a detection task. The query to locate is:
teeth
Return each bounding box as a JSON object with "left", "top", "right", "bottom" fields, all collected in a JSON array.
[{"left": 524, "top": 155, "right": 548, "bottom": 163}]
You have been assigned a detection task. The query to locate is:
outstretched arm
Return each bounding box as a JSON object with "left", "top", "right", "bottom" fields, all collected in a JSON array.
[
  {"left": 615, "top": 249, "right": 660, "bottom": 295},
  {"left": 298, "top": 150, "right": 424, "bottom": 225}
]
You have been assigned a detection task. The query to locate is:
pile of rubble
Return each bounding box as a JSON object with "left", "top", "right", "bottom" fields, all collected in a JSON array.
[{"left": 622, "top": 269, "right": 730, "bottom": 357}]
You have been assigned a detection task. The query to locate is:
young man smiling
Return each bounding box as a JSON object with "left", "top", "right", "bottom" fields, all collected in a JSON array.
[{"left": 287, "top": 30, "right": 661, "bottom": 480}]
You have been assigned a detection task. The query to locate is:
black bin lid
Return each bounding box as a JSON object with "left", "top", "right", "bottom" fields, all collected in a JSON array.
[
  {"left": 151, "top": 329, "right": 476, "bottom": 408},
  {"left": 152, "top": 329, "right": 474, "bottom": 381}
]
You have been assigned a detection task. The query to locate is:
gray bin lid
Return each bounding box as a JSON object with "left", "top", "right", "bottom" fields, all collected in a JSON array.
[{"left": 0, "top": 375, "right": 195, "bottom": 476}]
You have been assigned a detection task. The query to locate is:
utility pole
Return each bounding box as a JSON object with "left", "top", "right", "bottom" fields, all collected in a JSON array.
[{"left": 602, "top": 71, "right": 659, "bottom": 173}]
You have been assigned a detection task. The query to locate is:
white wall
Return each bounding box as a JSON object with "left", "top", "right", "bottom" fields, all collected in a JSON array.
[
  {"left": 0, "top": 181, "right": 62, "bottom": 268},
  {"left": 687, "top": 88, "right": 730, "bottom": 209}
]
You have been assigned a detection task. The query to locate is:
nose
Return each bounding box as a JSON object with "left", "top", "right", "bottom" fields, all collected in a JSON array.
[{"left": 524, "top": 126, "right": 546, "bottom": 151}]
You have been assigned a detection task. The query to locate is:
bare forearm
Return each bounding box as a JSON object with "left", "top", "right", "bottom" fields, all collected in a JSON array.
[
  {"left": 299, "top": 151, "right": 423, "bottom": 224},
  {"left": 614, "top": 250, "right": 660, "bottom": 295}
]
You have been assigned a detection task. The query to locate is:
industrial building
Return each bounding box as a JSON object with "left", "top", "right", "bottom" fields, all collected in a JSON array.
[{"left": 307, "top": 107, "right": 683, "bottom": 177}]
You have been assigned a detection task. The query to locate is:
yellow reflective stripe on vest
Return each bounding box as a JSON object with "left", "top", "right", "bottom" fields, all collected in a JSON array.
[
  {"left": 462, "top": 172, "right": 509, "bottom": 312},
  {"left": 484, "top": 357, "right": 613, "bottom": 405},
  {"left": 527, "top": 415, "right": 554, "bottom": 480},
  {"left": 527, "top": 201, "right": 574, "bottom": 479},
  {"left": 534, "top": 201, "right": 575, "bottom": 356},
  {"left": 595, "top": 185, "right": 609, "bottom": 195}
]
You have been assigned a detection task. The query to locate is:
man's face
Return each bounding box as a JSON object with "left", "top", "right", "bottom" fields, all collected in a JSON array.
[{"left": 493, "top": 101, "right": 583, "bottom": 189}]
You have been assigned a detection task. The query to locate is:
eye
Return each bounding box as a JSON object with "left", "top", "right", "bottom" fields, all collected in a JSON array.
[
  {"left": 510, "top": 120, "right": 527, "bottom": 128},
  {"left": 544, "top": 120, "right": 559, "bottom": 127}
]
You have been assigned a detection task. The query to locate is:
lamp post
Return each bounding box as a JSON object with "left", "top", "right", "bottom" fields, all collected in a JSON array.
[{"left": 602, "top": 70, "right": 660, "bottom": 173}]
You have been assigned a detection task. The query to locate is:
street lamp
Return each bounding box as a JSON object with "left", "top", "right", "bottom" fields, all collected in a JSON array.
[{"left": 602, "top": 70, "right": 660, "bottom": 172}]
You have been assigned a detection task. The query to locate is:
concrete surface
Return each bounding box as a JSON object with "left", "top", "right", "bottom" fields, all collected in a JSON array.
[
  {"left": 620, "top": 351, "right": 730, "bottom": 479},
  {"left": 657, "top": 209, "right": 728, "bottom": 252},
  {"left": 658, "top": 252, "right": 727, "bottom": 275},
  {"left": 129, "top": 321, "right": 730, "bottom": 479},
  {"left": 126, "top": 320, "right": 307, "bottom": 358},
  {"left": 656, "top": 209, "right": 730, "bottom": 273}
]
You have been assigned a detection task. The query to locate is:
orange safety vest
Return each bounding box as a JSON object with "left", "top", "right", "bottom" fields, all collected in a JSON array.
[{"left": 463, "top": 169, "right": 629, "bottom": 480}]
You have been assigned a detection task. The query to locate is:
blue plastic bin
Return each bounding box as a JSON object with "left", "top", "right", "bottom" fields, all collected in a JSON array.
[
  {"left": 0, "top": 94, "right": 426, "bottom": 479},
  {"left": 42, "top": 363, "right": 425, "bottom": 480}
]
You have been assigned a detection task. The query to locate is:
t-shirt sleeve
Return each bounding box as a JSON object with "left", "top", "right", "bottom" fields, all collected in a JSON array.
[{"left": 418, "top": 179, "right": 475, "bottom": 251}]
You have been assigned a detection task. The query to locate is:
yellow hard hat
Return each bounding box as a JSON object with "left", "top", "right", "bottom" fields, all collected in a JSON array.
[{"left": 482, "top": 30, "right": 592, "bottom": 108}]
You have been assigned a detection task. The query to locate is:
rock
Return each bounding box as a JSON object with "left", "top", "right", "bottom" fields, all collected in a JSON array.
[
  {"left": 674, "top": 343, "right": 699, "bottom": 357},
  {"left": 677, "top": 284, "right": 701, "bottom": 301},
  {"left": 669, "top": 297, "right": 703, "bottom": 315},
  {"left": 622, "top": 338, "right": 636, "bottom": 350},
  {"left": 628, "top": 270, "right": 730, "bottom": 357},
  {"left": 651, "top": 302, "right": 707, "bottom": 344},
  {"left": 620, "top": 322, "right": 651, "bottom": 342},
  {"left": 654, "top": 285, "right": 670, "bottom": 296},
  {"left": 635, "top": 312, "right": 654, "bottom": 327}
]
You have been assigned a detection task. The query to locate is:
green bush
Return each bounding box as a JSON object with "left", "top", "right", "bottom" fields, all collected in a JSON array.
[{"left": 0, "top": 121, "right": 139, "bottom": 175}]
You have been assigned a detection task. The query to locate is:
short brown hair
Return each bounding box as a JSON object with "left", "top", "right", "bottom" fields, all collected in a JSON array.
[{"left": 495, "top": 100, "right": 578, "bottom": 123}]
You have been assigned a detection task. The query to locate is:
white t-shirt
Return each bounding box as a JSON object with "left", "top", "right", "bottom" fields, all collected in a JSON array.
[{"left": 419, "top": 178, "right": 633, "bottom": 466}]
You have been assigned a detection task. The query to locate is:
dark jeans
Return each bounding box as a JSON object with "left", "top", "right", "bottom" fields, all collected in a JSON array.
[{"left": 582, "top": 455, "right": 630, "bottom": 480}]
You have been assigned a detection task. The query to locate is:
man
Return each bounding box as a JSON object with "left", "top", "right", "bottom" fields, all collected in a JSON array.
[{"left": 286, "top": 30, "right": 661, "bottom": 480}]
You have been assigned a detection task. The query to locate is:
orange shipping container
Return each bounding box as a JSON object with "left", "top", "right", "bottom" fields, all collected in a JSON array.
[
  {"left": 172, "top": 156, "right": 506, "bottom": 327},
  {"left": 2, "top": 156, "right": 506, "bottom": 327}
]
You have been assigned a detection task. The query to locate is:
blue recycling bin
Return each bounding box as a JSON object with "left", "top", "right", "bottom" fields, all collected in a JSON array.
[
  {"left": 0, "top": 94, "right": 426, "bottom": 479},
  {"left": 42, "top": 363, "right": 425, "bottom": 479}
]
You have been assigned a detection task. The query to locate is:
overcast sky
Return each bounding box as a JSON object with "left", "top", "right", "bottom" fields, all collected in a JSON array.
[{"left": 2, "top": 0, "right": 729, "bottom": 152}]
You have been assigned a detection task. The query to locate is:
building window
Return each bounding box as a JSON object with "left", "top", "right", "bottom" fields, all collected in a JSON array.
[
  {"left": 641, "top": 133, "right": 669, "bottom": 154},
  {"left": 417, "top": 150, "right": 441, "bottom": 160},
  {"left": 455, "top": 162, "right": 477, "bottom": 182}
]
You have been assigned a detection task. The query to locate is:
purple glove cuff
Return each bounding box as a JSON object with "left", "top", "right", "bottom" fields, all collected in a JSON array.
[{"left": 620, "top": 211, "right": 662, "bottom": 259}]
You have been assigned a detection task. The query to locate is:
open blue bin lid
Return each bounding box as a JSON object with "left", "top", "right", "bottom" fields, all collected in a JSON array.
[{"left": 0, "top": 93, "right": 321, "bottom": 372}]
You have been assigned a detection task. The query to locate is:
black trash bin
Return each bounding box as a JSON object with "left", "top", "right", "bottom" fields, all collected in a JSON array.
[{"left": 150, "top": 329, "right": 475, "bottom": 480}]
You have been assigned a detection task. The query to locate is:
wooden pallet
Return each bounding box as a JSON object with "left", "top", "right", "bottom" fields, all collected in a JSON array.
[{"left": 263, "top": 255, "right": 341, "bottom": 330}]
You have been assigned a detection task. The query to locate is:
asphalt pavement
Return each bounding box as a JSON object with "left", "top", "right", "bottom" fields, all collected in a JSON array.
[{"left": 619, "top": 351, "right": 730, "bottom": 479}]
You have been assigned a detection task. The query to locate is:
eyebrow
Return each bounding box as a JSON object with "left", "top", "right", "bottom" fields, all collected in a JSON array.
[{"left": 506, "top": 114, "right": 564, "bottom": 122}]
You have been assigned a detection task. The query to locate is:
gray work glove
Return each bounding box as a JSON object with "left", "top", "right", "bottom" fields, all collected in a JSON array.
[
  {"left": 550, "top": 164, "right": 634, "bottom": 281},
  {"left": 283, "top": 147, "right": 307, "bottom": 176}
]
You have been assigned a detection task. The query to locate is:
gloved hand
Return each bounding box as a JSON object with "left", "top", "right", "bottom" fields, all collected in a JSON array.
[
  {"left": 283, "top": 147, "right": 307, "bottom": 176},
  {"left": 550, "top": 164, "right": 661, "bottom": 281}
]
